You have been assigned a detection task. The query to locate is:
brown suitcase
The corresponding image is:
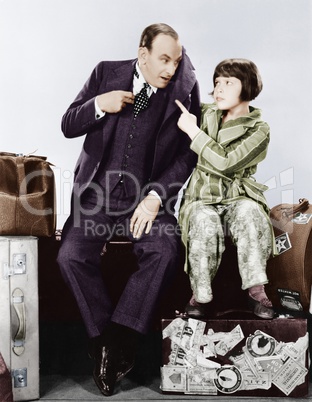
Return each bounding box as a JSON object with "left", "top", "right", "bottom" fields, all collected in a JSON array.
[{"left": 266, "top": 198, "right": 312, "bottom": 313}]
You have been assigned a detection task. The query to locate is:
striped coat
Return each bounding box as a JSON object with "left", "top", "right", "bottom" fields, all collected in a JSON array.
[{"left": 178, "top": 103, "right": 275, "bottom": 259}]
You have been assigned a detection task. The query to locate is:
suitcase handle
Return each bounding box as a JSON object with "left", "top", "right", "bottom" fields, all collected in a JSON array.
[
  {"left": 12, "top": 288, "right": 26, "bottom": 356},
  {"left": 283, "top": 198, "right": 309, "bottom": 218},
  {"left": 270, "top": 198, "right": 310, "bottom": 224}
]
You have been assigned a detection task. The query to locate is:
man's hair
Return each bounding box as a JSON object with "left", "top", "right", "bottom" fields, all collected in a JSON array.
[
  {"left": 139, "top": 23, "right": 179, "bottom": 51},
  {"left": 212, "top": 58, "right": 263, "bottom": 101}
]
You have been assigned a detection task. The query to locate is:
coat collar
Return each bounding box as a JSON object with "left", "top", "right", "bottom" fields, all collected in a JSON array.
[
  {"left": 162, "top": 47, "right": 197, "bottom": 122},
  {"left": 204, "top": 104, "right": 262, "bottom": 146}
]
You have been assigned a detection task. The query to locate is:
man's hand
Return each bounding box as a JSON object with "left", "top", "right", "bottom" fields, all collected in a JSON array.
[
  {"left": 175, "top": 99, "right": 200, "bottom": 140},
  {"left": 130, "top": 194, "right": 161, "bottom": 239},
  {"left": 97, "top": 91, "right": 135, "bottom": 113}
]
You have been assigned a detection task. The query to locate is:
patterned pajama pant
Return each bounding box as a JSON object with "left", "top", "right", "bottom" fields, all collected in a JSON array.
[{"left": 187, "top": 199, "right": 272, "bottom": 303}]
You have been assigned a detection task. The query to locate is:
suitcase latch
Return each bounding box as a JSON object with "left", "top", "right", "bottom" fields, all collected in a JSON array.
[
  {"left": 12, "top": 368, "right": 27, "bottom": 388},
  {"left": 3, "top": 253, "right": 26, "bottom": 279}
]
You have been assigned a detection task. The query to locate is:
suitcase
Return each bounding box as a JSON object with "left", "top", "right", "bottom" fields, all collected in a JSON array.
[
  {"left": 0, "top": 236, "right": 39, "bottom": 401},
  {"left": 266, "top": 198, "right": 312, "bottom": 313},
  {"left": 161, "top": 317, "right": 309, "bottom": 397}
]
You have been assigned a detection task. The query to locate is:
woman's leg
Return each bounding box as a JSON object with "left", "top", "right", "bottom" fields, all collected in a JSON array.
[
  {"left": 187, "top": 203, "right": 225, "bottom": 304},
  {"left": 225, "top": 199, "right": 274, "bottom": 318}
]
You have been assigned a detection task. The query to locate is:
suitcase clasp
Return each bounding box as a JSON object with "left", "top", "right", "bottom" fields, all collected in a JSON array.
[
  {"left": 12, "top": 368, "right": 27, "bottom": 388},
  {"left": 3, "top": 253, "right": 26, "bottom": 279}
]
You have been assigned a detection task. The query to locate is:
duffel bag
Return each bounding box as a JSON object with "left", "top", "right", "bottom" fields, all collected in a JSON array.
[{"left": 0, "top": 152, "right": 56, "bottom": 236}]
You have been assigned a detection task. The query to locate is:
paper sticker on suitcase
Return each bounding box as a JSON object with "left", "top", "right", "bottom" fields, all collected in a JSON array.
[
  {"left": 161, "top": 318, "right": 309, "bottom": 397},
  {"left": 0, "top": 236, "right": 39, "bottom": 401}
]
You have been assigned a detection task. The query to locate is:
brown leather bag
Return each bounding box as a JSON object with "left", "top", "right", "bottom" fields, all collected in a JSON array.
[
  {"left": 0, "top": 152, "right": 56, "bottom": 236},
  {"left": 266, "top": 198, "right": 312, "bottom": 312}
]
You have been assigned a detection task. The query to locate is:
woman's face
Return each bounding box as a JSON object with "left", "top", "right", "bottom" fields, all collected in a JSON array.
[{"left": 213, "top": 76, "right": 242, "bottom": 111}]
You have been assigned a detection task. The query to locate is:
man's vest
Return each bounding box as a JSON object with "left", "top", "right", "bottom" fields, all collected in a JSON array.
[{"left": 94, "top": 87, "right": 168, "bottom": 198}]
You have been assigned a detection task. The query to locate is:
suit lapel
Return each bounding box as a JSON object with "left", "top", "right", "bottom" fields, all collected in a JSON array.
[
  {"left": 99, "top": 61, "right": 136, "bottom": 137},
  {"left": 161, "top": 49, "right": 197, "bottom": 125},
  {"left": 105, "top": 60, "right": 136, "bottom": 93}
]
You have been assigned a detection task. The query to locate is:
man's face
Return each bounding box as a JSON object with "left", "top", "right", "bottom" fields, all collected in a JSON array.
[{"left": 138, "top": 34, "right": 182, "bottom": 88}]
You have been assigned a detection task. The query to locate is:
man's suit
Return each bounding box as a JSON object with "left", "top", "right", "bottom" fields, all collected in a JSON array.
[{"left": 57, "top": 49, "right": 201, "bottom": 338}]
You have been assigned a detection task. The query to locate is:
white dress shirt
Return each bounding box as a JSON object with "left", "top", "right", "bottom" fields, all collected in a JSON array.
[{"left": 95, "top": 62, "right": 156, "bottom": 119}]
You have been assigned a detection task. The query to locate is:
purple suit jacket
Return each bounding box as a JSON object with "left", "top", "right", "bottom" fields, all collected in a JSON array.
[{"left": 61, "top": 49, "right": 201, "bottom": 206}]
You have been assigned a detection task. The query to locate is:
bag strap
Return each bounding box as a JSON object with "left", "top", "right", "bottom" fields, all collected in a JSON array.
[{"left": 16, "top": 156, "right": 27, "bottom": 196}]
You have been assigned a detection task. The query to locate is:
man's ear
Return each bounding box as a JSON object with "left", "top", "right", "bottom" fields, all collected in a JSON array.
[{"left": 138, "top": 47, "right": 148, "bottom": 65}]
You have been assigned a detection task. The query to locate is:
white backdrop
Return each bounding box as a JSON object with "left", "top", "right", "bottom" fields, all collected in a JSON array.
[{"left": 1, "top": 0, "right": 311, "bottom": 228}]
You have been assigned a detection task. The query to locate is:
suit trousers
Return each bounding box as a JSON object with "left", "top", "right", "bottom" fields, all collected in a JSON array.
[
  {"left": 57, "top": 183, "right": 180, "bottom": 338},
  {"left": 187, "top": 199, "right": 272, "bottom": 303}
]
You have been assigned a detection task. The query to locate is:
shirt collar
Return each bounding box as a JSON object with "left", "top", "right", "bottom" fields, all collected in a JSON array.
[{"left": 134, "top": 62, "right": 157, "bottom": 96}]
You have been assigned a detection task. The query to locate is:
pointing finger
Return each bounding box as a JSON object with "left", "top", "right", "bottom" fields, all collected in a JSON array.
[{"left": 175, "top": 99, "right": 188, "bottom": 113}]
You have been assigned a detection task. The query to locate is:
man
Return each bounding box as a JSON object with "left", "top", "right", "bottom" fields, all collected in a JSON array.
[{"left": 57, "top": 23, "right": 200, "bottom": 396}]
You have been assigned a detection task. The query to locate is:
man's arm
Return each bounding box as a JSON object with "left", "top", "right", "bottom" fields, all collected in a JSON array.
[{"left": 61, "top": 62, "right": 134, "bottom": 139}]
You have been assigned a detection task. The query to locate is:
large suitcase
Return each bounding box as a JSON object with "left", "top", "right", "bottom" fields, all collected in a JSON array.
[
  {"left": 161, "top": 317, "right": 309, "bottom": 397},
  {"left": 266, "top": 198, "right": 312, "bottom": 313},
  {"left": 0, "top": 236, "right": 39, "bottom": 401}
]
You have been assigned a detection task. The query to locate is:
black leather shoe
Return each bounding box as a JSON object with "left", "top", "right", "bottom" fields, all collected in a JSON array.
[
  {"left": 116, "top": 348, "right": 135, "bottom": 382},
  {"left": 91, "top": 341, "right": 135, "bottom": 396},
  {"left": 93, "top": 346, "right": 118, "bottom": 396}
]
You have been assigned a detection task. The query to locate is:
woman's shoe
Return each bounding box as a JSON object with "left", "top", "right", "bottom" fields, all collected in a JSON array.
[
  {"left": 184, "top": 295, "right": 209, "bottom": 318},
  {"left": 248, "top": 294, "right": 274, "bottom": 319}
]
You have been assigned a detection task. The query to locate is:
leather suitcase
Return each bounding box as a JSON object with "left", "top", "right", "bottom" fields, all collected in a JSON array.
[
  {"left": 161, "top": 317, "right": 309, "bottom": 397},
  {"left": 266, "top": 198, "right": 312, "bottom": 313},
  {"left": 0, "top": 236, "right": 39, "bottom": 401}
]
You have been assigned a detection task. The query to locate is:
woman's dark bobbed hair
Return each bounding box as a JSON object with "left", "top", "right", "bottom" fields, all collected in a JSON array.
[{"left": 213, "top": 58, "right": 263, "bottom": 101}]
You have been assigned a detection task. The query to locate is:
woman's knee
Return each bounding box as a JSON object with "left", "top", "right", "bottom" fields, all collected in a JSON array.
[
  {"left": 189, "top": 207, "right": 221, "bottom": 239},
  {"left": 234, "top": 199, "right": 264, "bottom": 221}
]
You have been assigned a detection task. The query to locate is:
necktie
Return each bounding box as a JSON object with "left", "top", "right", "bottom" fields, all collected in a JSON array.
[{"left": 133, "top": 83, "right": 150, "bottom": 118}]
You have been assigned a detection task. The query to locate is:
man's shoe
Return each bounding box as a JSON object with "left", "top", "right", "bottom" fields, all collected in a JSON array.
[
  {"left": 248, "top": 295, "right": 275, "bottom": 319},
  {"left": 93, "top": 346, "right": 119, "bottom": 396},
  {"left": 116, "top": 348, "right": 135, "bottom": 381},
  {"left": 91, "top": 341, "right": 135, "bottom": 395}
]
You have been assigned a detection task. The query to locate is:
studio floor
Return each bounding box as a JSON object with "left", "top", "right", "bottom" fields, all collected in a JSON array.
[
  {"left": 38, "top": 374, "right": 312, "bottom": 402},
  {"left": 34, "top": 321, "right": 312, "bottom": 402}
]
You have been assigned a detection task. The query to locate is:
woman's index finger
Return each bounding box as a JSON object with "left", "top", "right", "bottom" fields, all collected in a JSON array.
[{"left": 175, "top": 99, "right": 188, "bottom": 113}]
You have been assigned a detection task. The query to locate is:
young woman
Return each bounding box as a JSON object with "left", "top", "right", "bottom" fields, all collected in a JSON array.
[{"left": 175, "top": 58, "right": 276, "bottom": 320}]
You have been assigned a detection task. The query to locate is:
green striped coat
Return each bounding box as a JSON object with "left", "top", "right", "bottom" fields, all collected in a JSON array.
[{"left": 178, "top": 102, "right": 276, "bottom": 263}]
